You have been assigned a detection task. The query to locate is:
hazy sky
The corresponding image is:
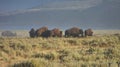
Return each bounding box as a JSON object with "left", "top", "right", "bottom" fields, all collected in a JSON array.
[
  {"left": 0, "top": 0, "right": 120, "bottom": 30},
  {"left": 0, "top": 0, "right": 58, "bottom": 15}
]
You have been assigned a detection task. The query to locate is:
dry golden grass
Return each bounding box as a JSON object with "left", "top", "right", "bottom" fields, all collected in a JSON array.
[{"left": 0, "top": 34, "right": 120, "bottom": 67}]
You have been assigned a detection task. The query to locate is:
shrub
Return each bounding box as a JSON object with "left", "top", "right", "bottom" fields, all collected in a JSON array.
[
  {"left": 45, "top": 53, "right": 55, "bottom": 60},
  {"left": 12, "top": 61, "right": 34, "bottom": 67},
  {"left": 86, "top": 47, "right": 95, "bottom": 54},
  {"left": 103, "top": 48, "right": 114, "bottom": 59},
  {"left": 1, "top": 31, "right": 16, "bottom": 37}
]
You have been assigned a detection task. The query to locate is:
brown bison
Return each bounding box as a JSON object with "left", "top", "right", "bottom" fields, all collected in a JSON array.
[
  {"left": 65, "top": 27, "right": 83, "bottom": 37},
  {"left": 51, "top": 28, "right": 62, "bottom": 37},
  {"left": 35, "top": 26, "right": 48, "bottom": 37},
  {"left": 41, "top": 30, "right": 52, "bottom": 38},
  {"left": 29, "top": 28, "right": 36, "bottom": 38},
  {"left": 40, "top": 28, "right": 62, "bottom": 38},
  {"left": 85, "top": 28, "right": 93, "bottom": 36}
]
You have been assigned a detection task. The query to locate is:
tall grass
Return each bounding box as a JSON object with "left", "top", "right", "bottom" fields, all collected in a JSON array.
[{"left": 0, "top": 35, "right": 120, "bottom": 67}]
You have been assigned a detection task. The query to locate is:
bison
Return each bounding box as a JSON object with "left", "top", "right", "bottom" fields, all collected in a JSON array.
[
  {"left": 41, "top": 30, "right": 52, "bottom": 38},
  {"left": 41, "top": 28, "right": 62, "bottom": 37},
  {"left": 51, "top": 28, "right": 62, "bottom": 37},
  {"left": 35, "top": 26, "right": 48, "bottom": 37},
  {"left": 29, "top": 28, "right": 36, "bottom": 38},
  {"left": 85, "top": 28, "right": 93, "bottom": 36},
  {"left": 65, "top": 27, "right": 83, "bottom": 37}
]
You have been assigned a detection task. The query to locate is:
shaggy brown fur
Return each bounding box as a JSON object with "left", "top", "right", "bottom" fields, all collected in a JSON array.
[
  {"left": 35, "top": 26, "right": 48, "bottom": 37},
  {"left": 85, "top": 28, "right": 93, "bottom": 36},
  {"left": 51, "top": 28, "right": 62, "bottom": 37},
  {"left": 65, "top": 27, "right": 83, "bottom": 37}
]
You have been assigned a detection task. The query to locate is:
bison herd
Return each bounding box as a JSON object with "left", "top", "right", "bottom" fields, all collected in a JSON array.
[{"left": 29, "top": 26, "right": 93, "bottom": 38}]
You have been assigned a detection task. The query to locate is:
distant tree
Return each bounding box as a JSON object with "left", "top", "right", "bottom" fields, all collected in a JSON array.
[
  {"left": 1, "top": 31, "right": 17, "bottom": 37},
  {"left": 29, "top": 28, "right": 36, "bottom": 38}
]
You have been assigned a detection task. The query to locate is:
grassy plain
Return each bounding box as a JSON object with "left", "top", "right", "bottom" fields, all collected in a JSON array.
[{"left": 0, "top": 30, "right": 120, "bottom": 67}]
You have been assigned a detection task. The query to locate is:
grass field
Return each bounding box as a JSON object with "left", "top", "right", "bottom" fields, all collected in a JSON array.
[{"left": 0, "top": 34, "right": 120, "bottom": 67}]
